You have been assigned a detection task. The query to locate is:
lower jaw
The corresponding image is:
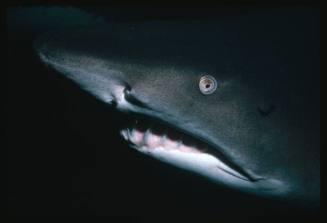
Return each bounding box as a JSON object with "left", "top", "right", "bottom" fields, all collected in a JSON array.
[
  {"left": 119, "top": 119, "right": 287, "bottom": 198},
  {"left": 120, "top": 125, "right": 251, "bottom": 182},
  {"left": 127, "top": 141, "right": 286, "bottom": 198},
  {"left": 121, "top": 133, "right": 257, "bottom": 190},
  {"left": 119, "top": 116, "right": 256, "bottom": 182}
]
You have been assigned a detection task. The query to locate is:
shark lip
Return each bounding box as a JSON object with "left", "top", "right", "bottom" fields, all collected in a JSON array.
[{"left": 119, "top": 113, "right": 260, "bottom": 182}]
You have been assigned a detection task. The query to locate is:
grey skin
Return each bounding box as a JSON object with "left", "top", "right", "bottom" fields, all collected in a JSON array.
[{"left": 34, "top": 7, "right": 320, "bottom": 207}]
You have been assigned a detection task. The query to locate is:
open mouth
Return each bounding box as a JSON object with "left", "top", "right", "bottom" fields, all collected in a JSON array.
[{"left": 119, "top": 114, "right": 259, "bottom": 182}]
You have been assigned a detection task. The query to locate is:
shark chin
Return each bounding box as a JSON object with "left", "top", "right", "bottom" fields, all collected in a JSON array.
[{"left": 119, "top": 115, "right": 287, "bottom": 198}]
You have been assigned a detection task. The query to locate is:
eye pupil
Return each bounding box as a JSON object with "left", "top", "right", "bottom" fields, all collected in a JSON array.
[{"left": 199, "top": 75, "right": 217, "bottom": 95}]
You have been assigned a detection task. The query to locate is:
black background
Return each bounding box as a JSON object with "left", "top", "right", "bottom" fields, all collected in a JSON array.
[{"left": 6, "top": 4, "right": 320, "bottom": 217}]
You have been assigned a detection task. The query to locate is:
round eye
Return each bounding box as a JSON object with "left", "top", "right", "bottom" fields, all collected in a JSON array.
[{"left": 199, "top": 75, "right": 217, "bottom": 95}]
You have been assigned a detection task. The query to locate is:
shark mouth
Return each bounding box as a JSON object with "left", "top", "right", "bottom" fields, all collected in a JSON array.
[{"left": 119, "top": 114, "right": 259, "bottom": 183}]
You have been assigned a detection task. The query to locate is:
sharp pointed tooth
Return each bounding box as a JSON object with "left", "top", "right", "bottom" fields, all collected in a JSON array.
[
  {"left": 127, "top": 128, "right": 133, "bottom": 139},
  {"left": 176, "top": 140, "right": 182, "bottom": 148},
  {"left": 120, "top": 130, "right": 129, "bottom": 141},
  {"left": 161, "top": 134, "right": 167, "bottom": 144},
  {"left": 143, "top": 129, "right": 151, "bottom": 145},
  {"left": 132, "top": 129, "right": 144, "bottom": 145}
]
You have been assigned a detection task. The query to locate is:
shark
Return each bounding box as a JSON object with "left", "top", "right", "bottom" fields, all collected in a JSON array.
[{"left": 34, "top": 7, "right": 320, "bottom": 208}]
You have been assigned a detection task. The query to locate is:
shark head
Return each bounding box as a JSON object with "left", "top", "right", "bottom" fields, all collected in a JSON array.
[{"left": 34, "top": 9, "right": 320, "bottom": 206}]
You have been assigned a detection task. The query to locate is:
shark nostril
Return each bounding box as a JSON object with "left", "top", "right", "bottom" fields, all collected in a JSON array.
[
  {"left": 124, "top": 91, "right": 148, "bottom": 108},
  {"left": 124, "top": 84, "right": 132, "bottom": 93}
]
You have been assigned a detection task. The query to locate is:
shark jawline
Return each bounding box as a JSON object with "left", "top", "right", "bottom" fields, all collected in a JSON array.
[{"left": 119, "top": 112, "right": 264, "bottom": 183}]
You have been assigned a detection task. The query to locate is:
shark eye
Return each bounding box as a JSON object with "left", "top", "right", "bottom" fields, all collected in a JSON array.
[{"left": 199, "top": 75, "right": 217, "bottom": 95}]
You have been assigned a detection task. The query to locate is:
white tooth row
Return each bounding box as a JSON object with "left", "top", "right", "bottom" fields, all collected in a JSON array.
[{"left": 121, "top": 128, "right": 200, "bottom": 153}]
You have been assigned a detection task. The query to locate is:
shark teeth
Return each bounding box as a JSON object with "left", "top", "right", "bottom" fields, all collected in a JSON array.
[
  {"left": 120, "top": 127, "right": 201, "bottom": 153},
  {"left": 120, "top": 118, "right": 255, "bottom": 182}
]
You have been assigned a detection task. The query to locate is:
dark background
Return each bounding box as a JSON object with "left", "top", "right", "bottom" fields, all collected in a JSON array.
[{"left": 6, "top": 5, "right": 320, "bottom": 216}]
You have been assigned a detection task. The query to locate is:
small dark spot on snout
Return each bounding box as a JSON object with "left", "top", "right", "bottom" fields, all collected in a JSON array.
[{"left": 257, "top": 104, "right": 275, "bottom": 117}]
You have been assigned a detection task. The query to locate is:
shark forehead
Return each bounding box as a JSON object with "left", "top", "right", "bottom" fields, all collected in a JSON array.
[{"left": 34, "top": 8, "right": 320, "bottom": 205}]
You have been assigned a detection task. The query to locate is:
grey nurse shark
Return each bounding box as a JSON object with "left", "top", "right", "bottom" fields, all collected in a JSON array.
[{"left": 34, "top": 7, "right": 320, "bottom": 207}]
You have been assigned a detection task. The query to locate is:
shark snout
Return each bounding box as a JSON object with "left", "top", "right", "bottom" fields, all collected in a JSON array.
[
  {"left": 34, "top": 33, "right": 56, "bottom": 63},
  {"left": 34, "top": 30, "right": 137, "bottom": 108}
]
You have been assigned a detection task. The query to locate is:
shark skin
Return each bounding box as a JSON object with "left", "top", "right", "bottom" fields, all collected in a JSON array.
[{"left": 34, "top": 7, "right": 320, "bottom": 208}]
